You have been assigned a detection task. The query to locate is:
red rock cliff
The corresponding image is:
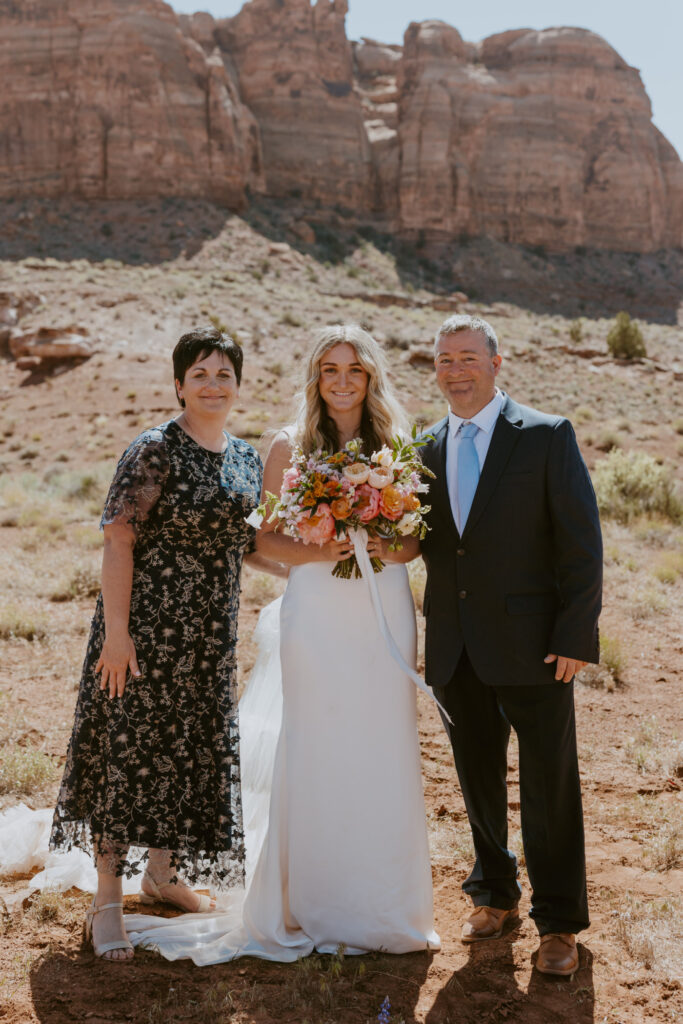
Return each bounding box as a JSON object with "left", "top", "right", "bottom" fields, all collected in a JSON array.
[
  {"left": 214, "top": 0, "right": 372, "bottom": 210},
  {"left": 0, "top": 0, "right": 263, "bottom": 205},
  {"left": 388, "top": 23, "right": 683, "bottom": 251}
]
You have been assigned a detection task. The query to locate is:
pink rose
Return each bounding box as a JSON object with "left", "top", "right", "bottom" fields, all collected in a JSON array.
[
  {"left": 282, "top": 467, "right": 301, "bottom": 491},
  {"left": 296, "top": 504, "right": 336, "bottom": 545},
  {"left": 354, "top": 483, "right": 381, "bottom": 524}
]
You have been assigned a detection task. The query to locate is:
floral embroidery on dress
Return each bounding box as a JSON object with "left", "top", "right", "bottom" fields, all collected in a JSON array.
[{"left": 51, "top": 420, "right": 262, "bottom": 889}]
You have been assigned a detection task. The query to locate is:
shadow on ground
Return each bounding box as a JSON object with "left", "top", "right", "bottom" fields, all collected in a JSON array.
[
  {"left": 1, "top": 197, "right": 681, "bottom": 324},
  {"left": 425, "top": 938, "right": 594, "bottom": 1024}
]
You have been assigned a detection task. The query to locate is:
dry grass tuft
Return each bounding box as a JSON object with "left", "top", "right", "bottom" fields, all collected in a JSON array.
[
  {"left": 653, "top": 550, "right": 683, "bottom": 585},
  {"left": 578, "top": 632, "right": 626, "bottom": 690},
  {"left": 612, "top": 894, "right": 681, "bottom": 977},
  {"left": 0, "top": 603, "right": 49, "bottom": 641},
  {"left": 644, "top": 826, "right": 682, "bottom": 872},
  {"left": 26, "top": 889, "right": 81, "bottom": 925},
  {"left": 50, "top": 565, "right": 100, "bottom": 603},
  {"left": 629, "top": 586, "right": 669, "bottom": 620},
  {"left": 0, "top": 745, "right": 55, "bottom": 796}
]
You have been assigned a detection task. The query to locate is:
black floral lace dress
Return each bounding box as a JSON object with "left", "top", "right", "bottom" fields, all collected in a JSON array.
[{"left": 50, "top": 419, "right": 262, "bottom": 889}]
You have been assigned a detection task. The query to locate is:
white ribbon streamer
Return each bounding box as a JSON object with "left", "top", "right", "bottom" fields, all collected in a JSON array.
[{"left": 349, "top": 528, "right": 453, "bottom": 725}]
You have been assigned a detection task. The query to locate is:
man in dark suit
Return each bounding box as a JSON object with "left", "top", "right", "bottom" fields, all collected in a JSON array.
[{"left": 420, "top": 314, "right": 602, "bottom": 977}]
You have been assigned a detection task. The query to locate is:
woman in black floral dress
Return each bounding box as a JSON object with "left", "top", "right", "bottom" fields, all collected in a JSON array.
[{"left": 51, "top": 326, "right": 274, "bottom": 961}]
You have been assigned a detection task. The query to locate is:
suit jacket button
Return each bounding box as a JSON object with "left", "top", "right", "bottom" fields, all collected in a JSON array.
[
  {"left": 457, "top": 548, "right": 465, "bottom": 556},
  {"left": 459, "top": 590, "right": 467, "bottom": 599}
]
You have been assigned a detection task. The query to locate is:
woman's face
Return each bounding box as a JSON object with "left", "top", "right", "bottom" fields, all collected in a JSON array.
[
  {"left": 176, "top": 349, "right": 239, "bottom": 419},
  {"left": 317, "top": 343, "right": 369, "bottom": 419}
]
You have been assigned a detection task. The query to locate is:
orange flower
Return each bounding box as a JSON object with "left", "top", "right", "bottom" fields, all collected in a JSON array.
[
  {"left": 325, "top": 480, "right": 341, "bottom": 496},
  {"left": 313, "top": 480, "right": 326, "bottom": 498},
  {"left": 302, "top": 491, "right": 317, "bottom": 507},
  {"left": 330, "top": 497, "right": 352, "bottom": 520},
  {"left": 379, "top": 484, "right": 404, "bottom": 520},
  {"left": 403, "top": 493, "right": 421, "bottom": 512}
]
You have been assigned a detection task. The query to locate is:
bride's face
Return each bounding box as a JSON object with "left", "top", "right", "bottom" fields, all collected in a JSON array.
[{"left": 317, "top": 343, "right": 369, "bottom": 418}]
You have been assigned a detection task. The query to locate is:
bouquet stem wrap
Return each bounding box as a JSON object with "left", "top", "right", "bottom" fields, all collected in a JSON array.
[{"left": 349, "top": 528, "right": 453, "bottom": 725}]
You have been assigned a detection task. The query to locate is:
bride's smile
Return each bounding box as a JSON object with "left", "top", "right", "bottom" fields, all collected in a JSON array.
[{"left": 318, "top": 342, "right": 369, "bottom": 419}]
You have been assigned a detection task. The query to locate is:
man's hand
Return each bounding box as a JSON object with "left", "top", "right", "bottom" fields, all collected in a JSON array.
[{"left": 544, "top": 654, "right": 586, "bottom": 683}]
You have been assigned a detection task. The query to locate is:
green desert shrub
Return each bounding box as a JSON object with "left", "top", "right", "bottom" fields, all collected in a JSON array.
[
  {"left": 568, "top": 319, "right": 583, "bottom": 344},
  {"left": 593, "top": 450, "right": 681, "bottom": 524},
  {"left": 606, "top": 312, "right": 646, "bottom": 359}
]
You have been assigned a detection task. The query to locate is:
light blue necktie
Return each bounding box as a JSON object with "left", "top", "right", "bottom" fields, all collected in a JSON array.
[{"left": 456, "top": 422, "right": 480, "bottom": 531}]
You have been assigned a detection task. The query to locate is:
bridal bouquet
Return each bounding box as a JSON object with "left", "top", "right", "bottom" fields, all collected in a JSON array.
[{"left": 250, "top": 431, "right": 434, "bottom": 578}]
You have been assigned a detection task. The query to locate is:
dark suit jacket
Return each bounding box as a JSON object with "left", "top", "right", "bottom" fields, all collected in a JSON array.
[{"left": 420, "top": 394, "right": 603, "bottom": 689}]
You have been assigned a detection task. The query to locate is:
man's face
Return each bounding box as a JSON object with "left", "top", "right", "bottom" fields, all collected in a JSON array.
[{"left": 434, "top": 330, "right": 502, "bottom": 418}]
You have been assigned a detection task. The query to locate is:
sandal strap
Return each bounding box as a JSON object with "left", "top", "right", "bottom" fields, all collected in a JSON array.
[
  {"left": 91, "top": 901, "right": 124, "bottom": 914},
  {"left": 95, "top": 939, "right": 133, "bottom": 956}
]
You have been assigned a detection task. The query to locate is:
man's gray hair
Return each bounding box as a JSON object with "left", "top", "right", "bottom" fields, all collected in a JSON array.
[{"left": 434, "top": 314, "right": 499, "bottom": 357}]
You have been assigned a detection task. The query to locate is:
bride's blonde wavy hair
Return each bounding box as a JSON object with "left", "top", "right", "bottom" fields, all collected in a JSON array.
[{"left": 294, "top": 324, "right": 408, "bottom": 455}]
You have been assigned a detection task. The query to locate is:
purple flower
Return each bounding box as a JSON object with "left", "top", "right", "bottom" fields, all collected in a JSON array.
[{"left": 377, "top": 996, "right": 391, "bottom": 1024}]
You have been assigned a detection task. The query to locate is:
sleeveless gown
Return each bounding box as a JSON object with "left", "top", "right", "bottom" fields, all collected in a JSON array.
[{"left": 0, "top": 561, "right": 440, "bottom": 962}]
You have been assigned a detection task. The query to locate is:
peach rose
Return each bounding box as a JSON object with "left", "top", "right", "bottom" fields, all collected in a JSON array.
[
  {"left": 296, "top": 504, "right": 336, "bottom": 545},
  {"left": 379, "top": 484, "right": 404, "bottom": 521},
  {"left": 368, "top": 466, "right": 394, "bottom": 489},
  {"left": 330, "top": 497, "right": 352, "bottom": 520},
  {"left": 354, "top": 483, "right": 381, "bottom": 524},
  {"left": 343, "top": 462, "right": 371, "bottom": 485},
  {"left": 402, "top": 492, "right": 421, "bottom": 512}
]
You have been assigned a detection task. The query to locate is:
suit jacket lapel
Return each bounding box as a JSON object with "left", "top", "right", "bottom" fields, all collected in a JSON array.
[
  {"left": 462, "top": 395, "right": 524, "bottom": 538},
  {"left": 427, "top": 417, "right": 460, "bottom": 535}
]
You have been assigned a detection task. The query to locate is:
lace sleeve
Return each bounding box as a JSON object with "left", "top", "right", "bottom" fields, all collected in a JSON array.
[{"left": 100, "top": 430, "right": 170, "bottom": 533}]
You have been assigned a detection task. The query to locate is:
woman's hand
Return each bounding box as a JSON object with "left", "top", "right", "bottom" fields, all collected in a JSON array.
[
  {"left": 366, "top": 534, "right": 420, "bottom": 563},
  {"left": 314, "top": 534, "right": 354, "bottom": 563},
  {"left": 96, "top": 632, "right": 141, "bottom": 699}
]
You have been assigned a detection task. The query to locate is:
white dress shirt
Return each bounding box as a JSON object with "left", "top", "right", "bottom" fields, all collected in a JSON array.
[{"left": 446, "top": 388, "right": 504, "bottom": 532}]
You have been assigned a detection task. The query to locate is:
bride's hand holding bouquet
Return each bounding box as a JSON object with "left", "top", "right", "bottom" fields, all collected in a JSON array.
[{"left": 249, "top": 431, "right": 434, "bottom": 578}]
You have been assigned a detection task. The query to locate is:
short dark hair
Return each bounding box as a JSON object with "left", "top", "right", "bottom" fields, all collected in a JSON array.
[{"left": 172, "top": 326, "right": 243, "bottom": 406}]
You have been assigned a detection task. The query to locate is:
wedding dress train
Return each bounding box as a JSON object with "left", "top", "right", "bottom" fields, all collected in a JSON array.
[{"left": 0, "top": 561, "right": 440, "bottom": 963}]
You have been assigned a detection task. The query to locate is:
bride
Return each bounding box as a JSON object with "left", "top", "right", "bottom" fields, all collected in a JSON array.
[{"left": 1, "top": 324, "right": 439, "bottom": 962}]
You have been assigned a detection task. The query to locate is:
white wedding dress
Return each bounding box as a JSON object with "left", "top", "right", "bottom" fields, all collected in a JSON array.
[{"left": 0, "top": 560, "right": 440, "bottom": 963}]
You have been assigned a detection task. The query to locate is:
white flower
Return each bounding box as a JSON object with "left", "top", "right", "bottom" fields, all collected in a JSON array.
[
  {"left": 343, "top": 462, "right": 370, "bottom": 485},
  {"left": 372, "top": 447, "right": 394, "bottom": 468},
  {"left": 368, "top": 466, "right": 393, "bottom": 489},
  {"left": 417, "top": 482, "right": 430, "bottom": 493},
  {"left": 244, "top": 509, "right": 264, "bottom": 529},
  {"left": 397, "top": 512, "right": 420, "bottom": 535}
]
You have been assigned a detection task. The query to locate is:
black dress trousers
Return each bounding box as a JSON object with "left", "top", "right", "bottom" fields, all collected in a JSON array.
[{"left": 436, "top": 649, "right": 589, "bottom": 936}]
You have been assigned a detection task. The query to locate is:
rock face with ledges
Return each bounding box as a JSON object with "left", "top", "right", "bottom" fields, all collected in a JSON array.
[
  {"left": 0, "top": 0, "right": 263, "bottom": 205},
  {"left": 0, "top": 1, "right": 681, "bottom": 253},
  {"left": 393, "top": 23, "right": 683, "bottom": 251},
  {"left": 214, "top": 0, "right": 372, "bottom": 209}
]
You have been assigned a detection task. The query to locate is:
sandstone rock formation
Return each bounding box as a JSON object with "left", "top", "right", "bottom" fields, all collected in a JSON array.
[
  {"left": 0, "top": 0, "right": 263, "bottom": 205},
  {"left": 0, "top": 289, "right": 43, "bottom": 357},
  {"left": 214, "top": 0, "right": 372, "bottom": 210},
  {"left": 388, "top": 23, "right": 683, "bottom": 251},
  {"left": 0, "top": 1, "right": 681, "bottom": 253},
  {"left": 9, "top": 325, "right": 95, "bottom": 366}
]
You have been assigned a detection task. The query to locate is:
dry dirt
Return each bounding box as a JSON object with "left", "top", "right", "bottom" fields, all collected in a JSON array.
[{"left": 0, "top": 202, "right": 682, "bottom": 1024}]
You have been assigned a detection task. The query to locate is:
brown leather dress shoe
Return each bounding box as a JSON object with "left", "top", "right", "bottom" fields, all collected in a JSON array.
[
  {"left": 536, "top": 933, "right": 579, "bottom": 976},
  {"left": 461, "top": 905, "right": 519, "bottom": 943}
]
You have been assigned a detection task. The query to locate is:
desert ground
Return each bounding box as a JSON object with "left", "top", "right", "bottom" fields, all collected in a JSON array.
[{"left": 0, "top": 200, "right": 682, "bottom": 1024}]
